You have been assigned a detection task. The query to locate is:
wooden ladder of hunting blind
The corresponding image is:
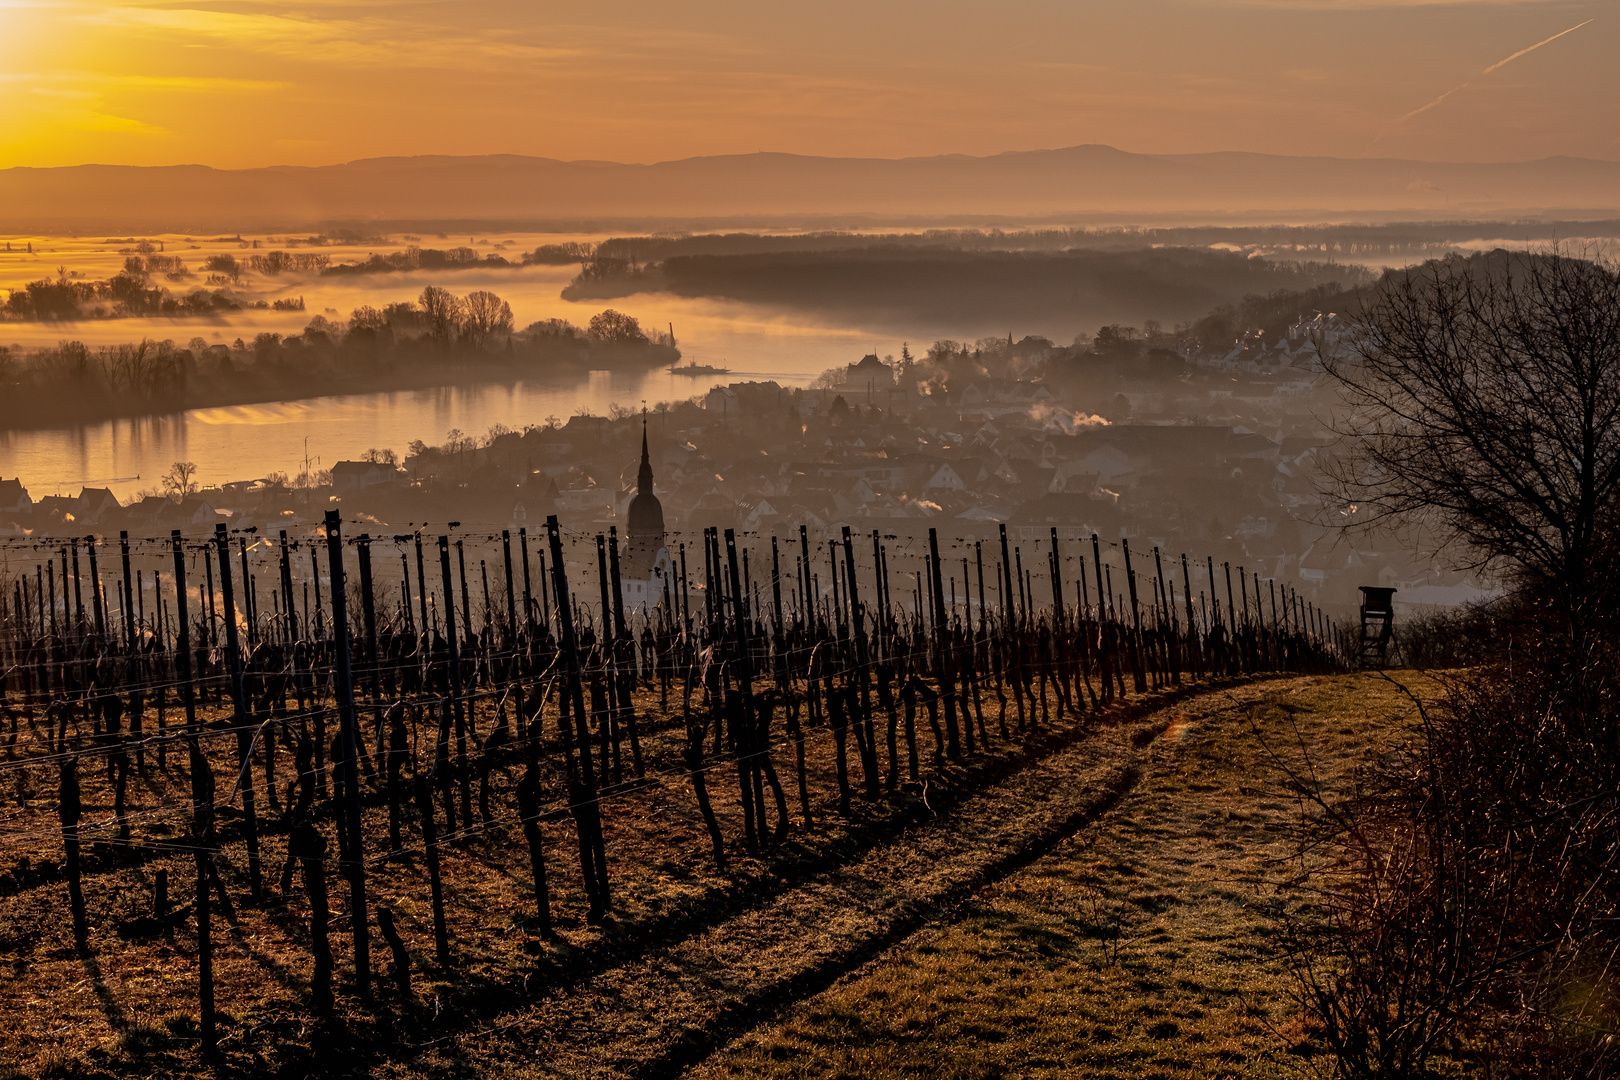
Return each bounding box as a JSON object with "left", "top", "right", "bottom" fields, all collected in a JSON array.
[{"left": 1358, "top": 586, "right": 1396, "bottom": 668}]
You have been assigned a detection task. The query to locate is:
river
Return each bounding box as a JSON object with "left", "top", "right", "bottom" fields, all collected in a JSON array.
[{"left": 0, "top": 235, "right": 910, "bottom": 500}]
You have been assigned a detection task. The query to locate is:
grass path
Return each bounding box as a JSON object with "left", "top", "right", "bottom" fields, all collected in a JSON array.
[{"left": 691, "top": 673, "right": 1424, "bottom": 1080}]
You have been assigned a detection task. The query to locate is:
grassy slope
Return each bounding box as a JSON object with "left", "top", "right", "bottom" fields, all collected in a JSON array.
[{"left": 695, "top": 673, "right": 1426, "bottom": 1080}]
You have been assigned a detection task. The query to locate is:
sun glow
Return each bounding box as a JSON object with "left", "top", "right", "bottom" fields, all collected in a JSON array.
[{"left": 0, "top": 0, "right": 1611, "bottom": 169}]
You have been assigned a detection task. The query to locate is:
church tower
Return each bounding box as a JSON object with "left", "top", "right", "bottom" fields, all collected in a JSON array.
[{"left": 622, "top": 413, "right": 669, "bottom": 612}]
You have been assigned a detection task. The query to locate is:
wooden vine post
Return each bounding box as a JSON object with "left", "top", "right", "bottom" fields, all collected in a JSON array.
[
  {"left": 324, "top": 509, "right": 371, "bottom": 999},
  {"left": 546, "top": 515, "right": 611, "bottom": 921},
  {"left": 213, "top": 522, "right": 263, "bottom": 900}
]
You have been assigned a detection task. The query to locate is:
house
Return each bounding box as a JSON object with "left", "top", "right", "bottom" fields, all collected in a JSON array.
[
  {"left": 844, "top": 353, "right": 894, "bottom": 386},
  {"left": 740, "top": 497, "right": 781, "bottom": 531},
  {"left": 75, "top": 487, "right": 120, "bottom": 523},
  {"left": 704, "top": 386, "right": 739, "bottom": 417},
  {"left": 554, "top": 485, "right": 616, "bottom": 518},
  {"left": 126, "top": 495, "right": 174, "bottom": 527},
  {"left": 924, "top": 462, "right": 965, "bottom": 490},
  {"left": 330, "top": 460, "right": 401, "bottom": 495},
  {"left": 170, "top": 495, "right": 222, "bottom": 528},
  {"left": 0, "top": 478, "right": 32, "bottom": 514},
  {"left": 32, "top": 495, "right": 78, "bottom": 526}
]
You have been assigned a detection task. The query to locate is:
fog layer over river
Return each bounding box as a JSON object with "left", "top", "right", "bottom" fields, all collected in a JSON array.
[{"left": 0, "top": 235, "right": 901, "bottom": 499}]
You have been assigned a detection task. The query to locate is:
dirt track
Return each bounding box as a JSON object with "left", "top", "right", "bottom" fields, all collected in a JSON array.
[{"left": 397, "top": 673, "right": 1408, "bottom": 1079}]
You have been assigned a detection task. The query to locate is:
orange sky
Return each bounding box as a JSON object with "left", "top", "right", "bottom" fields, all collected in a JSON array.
[{"left": 0, "top": 0, "right": 1613, "bottom": 169}]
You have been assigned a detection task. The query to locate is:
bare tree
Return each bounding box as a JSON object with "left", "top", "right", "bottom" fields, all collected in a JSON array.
[
  {"left": 1321, "top": 249, "right": 1620, "bottom": 648},
  {"left": 458, "top": 290, "right": 513, "bottom": 350},
  {"left": 419, "top": 286, "right": 462, "bottom": 348},
  {"left": 162, "top": 460, "right": 199, "bottom": 502}
]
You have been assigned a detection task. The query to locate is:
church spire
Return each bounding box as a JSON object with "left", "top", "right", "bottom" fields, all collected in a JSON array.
[{"left": 637, "top": 410, "right": 654, "bottom": 496}]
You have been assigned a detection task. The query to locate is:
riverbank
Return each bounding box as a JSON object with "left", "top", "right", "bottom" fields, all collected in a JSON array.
[{"left": 0, "top": 337, "right": 679, "bottom": 432}]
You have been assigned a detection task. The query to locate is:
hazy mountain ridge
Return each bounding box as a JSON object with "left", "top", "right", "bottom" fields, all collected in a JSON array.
[{"left": 2, "top": 145, "right": 1617, "bottom": 232}]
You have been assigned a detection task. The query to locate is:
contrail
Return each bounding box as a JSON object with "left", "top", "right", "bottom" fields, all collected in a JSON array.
[
  {"left": 1388, "top": 18, "right": 1594, "bottom": 128},
  {"left": 1481, "top": 19, "right": 1593, "bottom": 75}
]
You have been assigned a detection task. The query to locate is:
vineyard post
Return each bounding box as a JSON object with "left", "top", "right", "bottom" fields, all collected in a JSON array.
[
  {"left": 798, "top": 525, "right": 812, "bottom": 628},
  {"left": 1049, "top": 528, "right": 1065, "bottom": 627},
  {"left": 278, "top": 531, "right": 297, "bottom": 642},
  {"left": 357, "top": 534, "right": 383, "bottom": 760},
  {"left": 69, "top": 540, "right": 83, "bottom": 639},
  {"left": 171, "top": 532, "right": 197, "bottom": 733},
  {"left": 118, "top": 533, "right": 135, "bottom": 651},
  {"left": 412, "top": 773, "right": 451, "bottom": 964},
  {"left": 1223, "top": 561, "right": 1238, "bottom": 661},
  {"left": 414, "top": 533, "right": 430, "bottom": 641},
  {"left": 702, "top": 528, "right": 715, "bottom": 624},
  {"left": 677, "top": 543, "right": 688, "bottom": 630},
  {"left": 724, "top": 529, "right": 761, "bottom": 852},
  {"left": 1092, "top": 535, "right": 1114, "bottom": 702},
  {"left": 541, "top": 550, "right": 554, "bottom": 634},
  {"left": 58, "top": 756, "right": 88, "bottom": 952},
  {"left": 480, "top": 560, "right": 492, "bottom": 641},
  {"left": 772, "top": 536, "right": 785, "bottom": 641},
  {"left": 843, "top": 525, "right": 880, "bottom": 793},
  {"left": 547, "top": 515, "right": 610, "bottom": 921},
  {"left": 594, "top": 534, "right": 619, "bottom": 776},
  {"left": 86, "top": 535, "right": 104, "bottom": 639},
  {"left": 828, "top": 540, "right": 843, "bottom": 630},
  {"left": 1014, "top": 546, "right": 1027, "bottom": 623},
  {"left": 323, "top": 510, "right": 371, "bottom": 999},
  {"left": 606, "top": 526, "right": 642, "bottom": 777},
  {"left": 437, "top": 537, "right": 473, "bottom": 830},
  {"left": 515, "top": 771, "right": 553, "bottom": 934},
  {"left": 1155, "top": 547, "right": 1181, "bottom": 685},
  {"left": 519, "top": 527, "right": 534, "bottom": 635},
  {"left": 865, "top": 530, "right": 882, "bottom": 651},
  {"left": 996, "top": 525, "right": 1014, "bottom": 629},
  {"left": 309, "top": 543, "right": 325, "bottom": 640},
  {"left": 203, "top": 544, "right": 217, "bottom": 649},
  {"left": 238, "top": 538, "right": 256, "bottom": 650},
  {"left": 502, "top": 529, "right": 518, "bottom": 643},
  {"left": 1251, "top": 571, "right": 1263, "bottom": 671},
  {"left": 1182, "top": 555, "right": 1200, "bottom": 679},
  {"left": 1266, "top": 580, "right": 1279, "bottom": 669},
  {"left": 399, "top": 554, "right": 414, "bottom": 636},
  {"left": 1121, "top": 539, "right": 1147, "bottom": 692},
  {"left": 120, "top": 532, "right": 144, "bottom": 763},
  {"left": 455, "top": 539, "right": 473, "bottom": 644},
  {"left": 213, "top": 523, "right": 263, "bottom": 899},
  {"left": 928, "top": 529, "right": 961, "bottom": 760}
]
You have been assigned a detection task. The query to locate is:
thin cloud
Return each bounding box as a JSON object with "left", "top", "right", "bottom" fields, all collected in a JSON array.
[
  {"left": 1481, "top": 18, "right": 1592, "bottom": 73},
  {"left": 1379, "top": 17, "right": 1593, "bottom": 136}
]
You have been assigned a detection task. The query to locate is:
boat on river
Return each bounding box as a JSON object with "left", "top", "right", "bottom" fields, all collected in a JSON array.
[{"left": 669, "top": 360, "right": 732, "bottom": 376}]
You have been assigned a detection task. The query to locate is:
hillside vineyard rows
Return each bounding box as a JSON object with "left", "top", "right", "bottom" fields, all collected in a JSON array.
[{"left": 0, "top": 516, "right": 1342, "bottom": 1070}]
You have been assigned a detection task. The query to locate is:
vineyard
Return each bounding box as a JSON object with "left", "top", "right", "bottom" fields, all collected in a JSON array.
[{"left": 0, "top": 517, "right": 1343, "bottom": 1076}]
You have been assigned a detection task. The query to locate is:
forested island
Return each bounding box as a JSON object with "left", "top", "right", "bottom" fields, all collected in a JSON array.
[
  {"left": 0, "top": 289, "right": 675, "bottom": 429},
  {"left": 560, "top": 245, "right": 1371, "bottom": 327}
]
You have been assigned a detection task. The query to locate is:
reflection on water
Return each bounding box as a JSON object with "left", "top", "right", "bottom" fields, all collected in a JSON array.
[
  {"left": 0, "top": 366, "right": 832, "bottom": 500},
  {"left": 0, "top": 230, "right": 974, "bottom": 499}
]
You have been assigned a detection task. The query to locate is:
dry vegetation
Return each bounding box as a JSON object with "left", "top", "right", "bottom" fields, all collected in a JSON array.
[
  {"left": 695, "top": 674, "right": 1427, "bottom": 1080},
  {"left": 0, "top": 672, "right": 1422, "bottom": 1078}
]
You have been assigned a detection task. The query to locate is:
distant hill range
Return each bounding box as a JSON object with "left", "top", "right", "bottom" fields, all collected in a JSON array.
[{"left": 2, "top": 145, "right": 1616, "bottom": 232}]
